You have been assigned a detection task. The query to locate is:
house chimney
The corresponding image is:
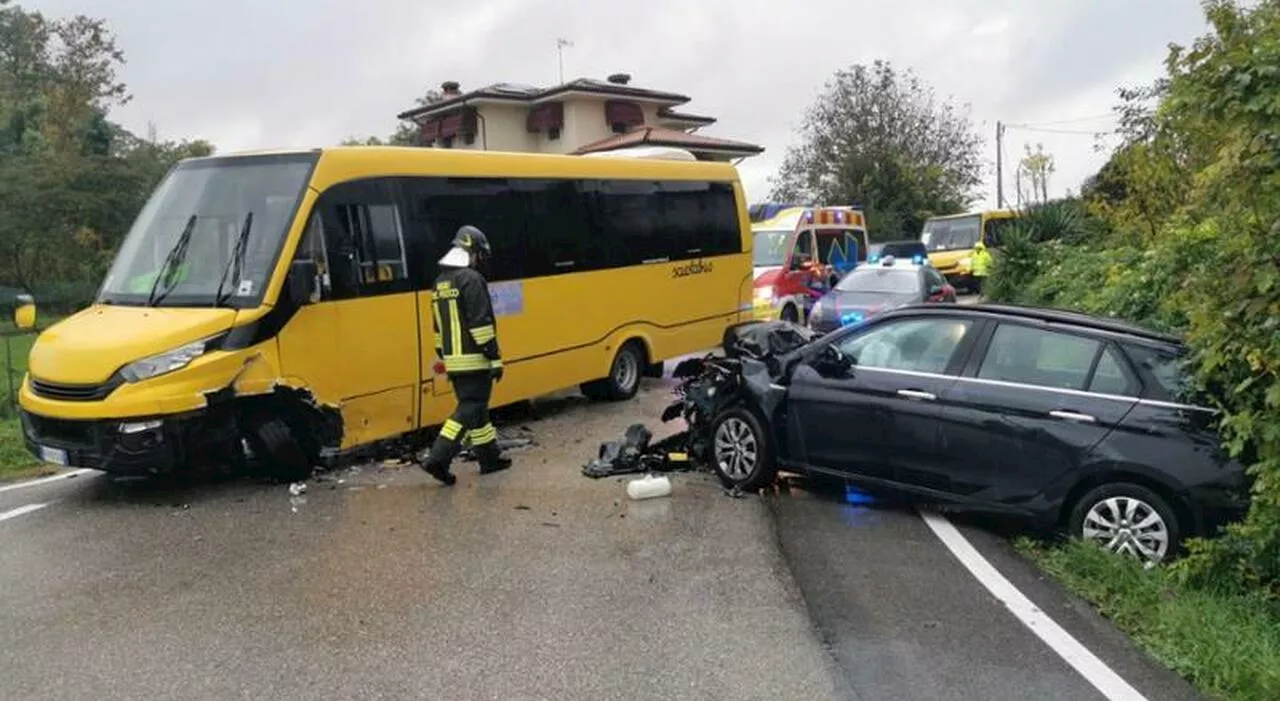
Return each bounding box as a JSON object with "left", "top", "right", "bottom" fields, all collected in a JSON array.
[
  {"left": 607, "top": 73, "right": 631, "bottom": 86},
  {"left": 441, "top": 80, "right": 461, "bottom": 97}
]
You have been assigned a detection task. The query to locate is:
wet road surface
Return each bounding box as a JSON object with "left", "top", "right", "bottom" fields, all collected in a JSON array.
[{"left": 0, "top": 372, "right": 1202, "bottom": 700}]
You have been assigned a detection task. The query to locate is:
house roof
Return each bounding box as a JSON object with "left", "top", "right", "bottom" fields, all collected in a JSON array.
[
  {"left": 657, "top": 108, "right": 717, "bottom": 126},
  {"left": 572, "top": 126, "right": 764, "bottom": 157},
  {"left": 398, "top": 78, "right": 691, "bottom": 121}
]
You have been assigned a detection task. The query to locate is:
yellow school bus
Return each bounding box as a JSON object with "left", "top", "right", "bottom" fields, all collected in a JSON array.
[
  {"left": 17, "top": 146, "right": 753, "bottom": 479},
  {"left": 920, "top": 209, "right": 1016, "bottom": 292}
]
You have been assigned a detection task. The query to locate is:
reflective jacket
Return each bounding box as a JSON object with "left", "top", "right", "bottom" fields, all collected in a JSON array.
[
  {"left": 971, "top": 244, "right": 993, "bottom": 277},
  {"left": 432, "top": 266, "right": 502, "bottom": 374}
]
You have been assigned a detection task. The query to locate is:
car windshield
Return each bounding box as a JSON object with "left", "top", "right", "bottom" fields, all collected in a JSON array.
[
  {"left": 97, "top": 153, "right": 317, "bottom": 308},
  {"left": 921, "top": 214, "right": 982, "bottom": 252},
  {"left": 752, "top": 229, "right": 792, "bottom": 267},
  {"left": 836, "top": 267, "right": 919, "bottom": 294}
]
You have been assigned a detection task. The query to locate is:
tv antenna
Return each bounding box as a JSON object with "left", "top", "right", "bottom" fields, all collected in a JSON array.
[{"left": 556, "top": 38, "right": 574, "bottom": 84}]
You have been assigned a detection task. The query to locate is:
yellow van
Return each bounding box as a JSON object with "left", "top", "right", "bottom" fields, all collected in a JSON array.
[
  {"left": 920, "top": 209, "right": 1016, "bottom": 292},
  {"left": 18, "top": 146, "right": 753, "bottom": 479}
]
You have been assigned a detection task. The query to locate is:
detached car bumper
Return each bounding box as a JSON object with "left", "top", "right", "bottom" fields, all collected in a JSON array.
[{"left": 20, "top": 409, "right": 198, "bottom": 475}]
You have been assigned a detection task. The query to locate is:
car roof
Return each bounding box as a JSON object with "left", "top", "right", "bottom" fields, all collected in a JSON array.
[
  {"left": 878, "top": 302, "right": 1183, "bottom": 346},
  {"left": 879, "top": 240, "right": 926, "bottom": 247}
]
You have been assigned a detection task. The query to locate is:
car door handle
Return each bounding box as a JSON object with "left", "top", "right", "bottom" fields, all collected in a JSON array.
[
  {"left": 1049, "top": 410, "right": 1097, "bottom": 423},
  {"left": 897, "top": 389, "right": 936, "bottom": 401}
]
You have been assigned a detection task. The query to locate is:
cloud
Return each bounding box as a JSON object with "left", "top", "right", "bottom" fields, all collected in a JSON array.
[{"left": 33, "top": 0, "right": 1209, "bottom": 215}]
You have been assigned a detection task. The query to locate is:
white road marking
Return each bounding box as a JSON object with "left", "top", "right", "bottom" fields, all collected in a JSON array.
[
  {"left": 919, "top": 510, "right": 1150, "bottom": 701},
  {"left": 0, "top": 468, "right": 95, "bottom": 494},
  {"left": 0, "top": 502, "right": 49, "bottom": 523}
]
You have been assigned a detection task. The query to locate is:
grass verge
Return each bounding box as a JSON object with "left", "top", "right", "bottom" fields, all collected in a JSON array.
[
  {"left": 1017, "top": 538, "right": 1280, "bottom": 701},
  {"left": 0, "top": 417, "right": 52, "bottom": 482}
]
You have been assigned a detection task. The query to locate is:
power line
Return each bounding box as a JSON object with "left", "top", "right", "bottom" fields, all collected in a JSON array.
[
  {"left": 1005, "top": 112, "right": 1117, "bottom": 128},
  {"left": 1004, "top": 125, "right": 1115, "bottom": 136}
]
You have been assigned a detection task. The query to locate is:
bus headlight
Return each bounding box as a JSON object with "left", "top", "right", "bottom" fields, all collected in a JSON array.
[{"left": 120, "top": 336, "right": 220, "bottom": 383}]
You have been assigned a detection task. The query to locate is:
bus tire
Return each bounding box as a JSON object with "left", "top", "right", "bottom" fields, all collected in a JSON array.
[
  {"left": 246, "top": 417, "right": 313, "bottom": 483},
  {"left": 581, "top": 341, "right": 645, "bottom": 402}
]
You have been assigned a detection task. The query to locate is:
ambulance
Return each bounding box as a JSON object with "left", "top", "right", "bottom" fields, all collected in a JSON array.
[{"left": 749, "top": 204, "right": 870, "bottom": 323}]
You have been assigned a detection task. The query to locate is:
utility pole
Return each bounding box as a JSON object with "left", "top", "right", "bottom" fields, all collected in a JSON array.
[
  {"left": 995, "top": 121, "right": 1005, "bottom": 209},
  {"left": 556, "top": 38, "right": 573, "bottom": 84}
]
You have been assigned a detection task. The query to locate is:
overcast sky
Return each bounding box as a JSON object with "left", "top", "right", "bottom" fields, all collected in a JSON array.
[{"left": 31, "top": 0, "right": 1209, "bottom": 210}]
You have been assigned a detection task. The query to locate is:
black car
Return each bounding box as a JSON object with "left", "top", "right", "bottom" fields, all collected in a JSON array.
[
  {"left": 707, "top": 304, "right": 1250, "bottom": 564},
  {"left": 808, "top": 259, "right": 956, "bottom": 334}
]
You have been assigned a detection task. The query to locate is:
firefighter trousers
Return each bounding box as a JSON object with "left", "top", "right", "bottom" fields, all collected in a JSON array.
[{"left": 425, "top": 370, "right": 500, "bottom": 468}]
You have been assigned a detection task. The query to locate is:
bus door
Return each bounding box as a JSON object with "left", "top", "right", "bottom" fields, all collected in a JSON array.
[{"left": 277, "top": 180, "right": 420, "bottom": 448}]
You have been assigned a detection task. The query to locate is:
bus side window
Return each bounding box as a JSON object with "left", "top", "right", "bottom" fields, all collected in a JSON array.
[
  {"left": 294, "top": 213, "right": 332, "bottom": 301},
  {"left": 591, "top": 179, "right": 669, "bottom": 265},
  {"left": 312, "top": 178, "right": 410, "bottom": 299},
  {"left": 656, "top": 181, "right": 742, "bottom": 260},
  {"left": 405, "top": 177, "right": 531, "bottom": 283}
]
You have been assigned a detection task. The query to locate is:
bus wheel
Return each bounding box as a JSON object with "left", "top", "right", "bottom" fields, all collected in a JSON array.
[
  {"left": 780, "top": 304, "right": 799, "bottom": 324},
  {"left": 581, "top": 341, "right": 645, "bottom": 402},
  {"left": 245, "top": 417, "right": 313, "bottom": 483}
]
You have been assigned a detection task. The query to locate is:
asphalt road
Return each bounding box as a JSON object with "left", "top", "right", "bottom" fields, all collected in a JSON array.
[{"left": 0, "top": 370, "right": 1203, "bottom": 701}]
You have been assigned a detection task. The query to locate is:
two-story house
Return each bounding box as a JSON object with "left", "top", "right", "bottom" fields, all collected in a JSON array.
[{"left": 396, "top": 73, "right": 764, "bottom": 162}]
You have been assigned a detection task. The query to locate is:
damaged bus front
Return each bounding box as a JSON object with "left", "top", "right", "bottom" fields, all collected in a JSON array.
[{"left": 19, "top": 151, "right": 329, "bottom": 479}]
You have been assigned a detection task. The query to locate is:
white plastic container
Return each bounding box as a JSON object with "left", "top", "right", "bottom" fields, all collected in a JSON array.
[{"left": 627, "top": 474, "right": 672, "bottom": 501}]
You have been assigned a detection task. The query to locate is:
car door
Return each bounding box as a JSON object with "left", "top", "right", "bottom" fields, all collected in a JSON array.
[
  {"left": 930, "top": 322, "right": 1139, "bottom": 506},
  {"left": 785, "top": 315, "right": 980, "bottom": 484}
]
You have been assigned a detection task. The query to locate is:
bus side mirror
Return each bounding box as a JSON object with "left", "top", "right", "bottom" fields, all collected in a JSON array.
[
  {"left": 13, "top": 293, "right": 36, "bottom": 331},
  {"left": 287, "top": 260, "right": 318, "bottom": 305}
]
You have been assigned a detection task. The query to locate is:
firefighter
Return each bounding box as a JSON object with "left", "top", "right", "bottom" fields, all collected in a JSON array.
[{"left": 418, "top": 225, "right": 511, "bottom": 485}]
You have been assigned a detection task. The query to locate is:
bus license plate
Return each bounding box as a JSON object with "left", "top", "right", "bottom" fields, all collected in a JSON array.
[{"left": 38, "top": 446, "right": 68, "bottom": 466}]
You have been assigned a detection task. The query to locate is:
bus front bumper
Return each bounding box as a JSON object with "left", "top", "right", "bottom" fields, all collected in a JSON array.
[{"left": 19, "top": 408, "right": 204, "bottom": 476}]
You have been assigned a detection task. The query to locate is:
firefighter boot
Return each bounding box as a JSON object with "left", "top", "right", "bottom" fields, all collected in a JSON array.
[
  {"left": 474, "top": 441, "right": 512, "bottom": 475},
  {"left": 416, "top": 445, "right": 457, "bottom": 486}
]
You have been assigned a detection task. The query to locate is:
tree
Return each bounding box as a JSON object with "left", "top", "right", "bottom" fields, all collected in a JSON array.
[
  {"left": 769, "top": 60, "right": 984, "bottom": 240},
  {"left": 1016, "top": 143, "right": 1055, "bottom": 206},
  {"left": 342, "top": 88, "right": 445, "bottom": 147}
]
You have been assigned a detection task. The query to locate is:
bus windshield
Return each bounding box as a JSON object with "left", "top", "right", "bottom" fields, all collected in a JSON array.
[
  {"left": 752, "top": 229, "right": 793, "bottom": 267},
  {"left": 98, "top": 153, "right": 317, "bottom": 308},
  {"left": 921, "top": 214, "right": 982, "bottom": 252}
]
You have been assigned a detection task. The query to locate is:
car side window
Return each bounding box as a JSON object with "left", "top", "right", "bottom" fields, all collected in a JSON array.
[
  {"left": 835, "top": 318, "right": 974, "bottom": 375},
  {"left": 1123, "top": 343, "right": 1192, "bottom": 402},
  {"left": 1088, "top": 346, "right": 1134, "bottom": 396},
  {"left": 977, "top": 324, "right": 1102, "bottom": 391}
]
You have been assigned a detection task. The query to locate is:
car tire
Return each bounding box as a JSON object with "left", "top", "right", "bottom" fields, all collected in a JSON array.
[
  {"left": 580, "top": 341, "right": 645, "bottom": 402},
  {"left": 708, "top": 405, "right": 777, "bottom": 491},
  {"left": 246, "top": 417, "right": 313, "bottom": 483},
  {"left": 1068, "top": 482, "right": 1181, "bottom": 566}
]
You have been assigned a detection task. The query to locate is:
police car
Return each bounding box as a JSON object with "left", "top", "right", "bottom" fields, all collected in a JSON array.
[{"left": 807, "top": 255, "right": 956, "bottom": 334}]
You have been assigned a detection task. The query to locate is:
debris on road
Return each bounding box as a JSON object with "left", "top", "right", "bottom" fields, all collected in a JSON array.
[
  {"left": 582, "top": 423, "right": 697, "bottom": 478},
  {"left": 627, "top": 474, "right": 672, "bottom": 501},
  {"left": 288, "top": 482, "right": 307, "bottom": 496}
]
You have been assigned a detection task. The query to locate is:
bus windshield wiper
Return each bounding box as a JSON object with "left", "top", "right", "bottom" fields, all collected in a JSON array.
[
  {"left": 148, "top": 214, "right": 198, "bottom": 307},
  {"left": 214, "top": 211, "right": 254, "bottom": 307}
]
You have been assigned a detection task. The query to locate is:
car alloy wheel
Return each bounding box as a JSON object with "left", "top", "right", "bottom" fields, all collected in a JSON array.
[
  {"left": 714, "top": 416, "right": 758, "bottom": 482},
  {"left": 1081, "top": 495, "right": 1171, "bottom": 566}
]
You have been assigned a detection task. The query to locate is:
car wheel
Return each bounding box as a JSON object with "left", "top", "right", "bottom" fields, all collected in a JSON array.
[
  {"left": 709, "top": 406, "right": 776, "bottom": 491},
  {"left": 581, "top": 341, "right": 645, "bottom": 402},
  {"left": 1068, "top": 483, "right": 1180, "bottom": 566},
  {"left": 780, "top": 304, "right": 799, "bottom": 324}
]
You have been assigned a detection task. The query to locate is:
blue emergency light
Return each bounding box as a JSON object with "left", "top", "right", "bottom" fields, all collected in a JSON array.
[
  {"left": 912, "top": 254, "right": 925, "bottom": 264},
  {"left": 840, "top": 311, "right": 864, "bottom": 326}
]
